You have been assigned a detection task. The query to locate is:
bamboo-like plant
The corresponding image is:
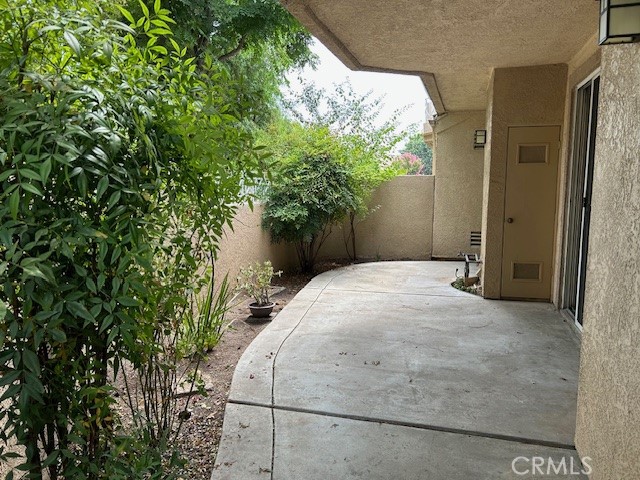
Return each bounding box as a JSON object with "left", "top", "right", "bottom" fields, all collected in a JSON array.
[
  {"left": 179, "top": 269, "right": 233, "bottom": 357},
  {"left": 0, "top": 0, "right": 265, "bottom": 477}
]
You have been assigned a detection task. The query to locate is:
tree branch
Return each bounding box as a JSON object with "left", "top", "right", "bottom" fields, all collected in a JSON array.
[{"left": 218, "top": 35, "right": 247, "bottom": 62}]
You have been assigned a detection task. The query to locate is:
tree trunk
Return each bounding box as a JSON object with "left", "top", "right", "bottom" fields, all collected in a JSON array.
[{"left": 349, "top": 212, "right": 357, "bottom": 261}]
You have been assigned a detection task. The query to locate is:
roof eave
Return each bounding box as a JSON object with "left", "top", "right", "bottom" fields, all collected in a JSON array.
[{"left": 282, "top": 0, "right": 448, "bottom": 115}]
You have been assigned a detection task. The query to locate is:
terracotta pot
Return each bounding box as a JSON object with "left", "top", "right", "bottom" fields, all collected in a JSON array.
[{"left": 249, "top": 301, "right": 275, "bottom": 318}]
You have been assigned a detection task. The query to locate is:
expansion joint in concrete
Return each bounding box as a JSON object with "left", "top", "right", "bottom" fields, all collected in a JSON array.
[
  {"left": 324, "top": 287, "right": 476, "bottom": 299},
  {"left": 228, "top": 399, "right": 577, "bottom": 452},
  {"left": 267, "top": 271, "right": 347, "bottom": 480}
]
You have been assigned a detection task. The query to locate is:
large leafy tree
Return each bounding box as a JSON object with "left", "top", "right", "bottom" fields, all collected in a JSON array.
[
  {"left": 128, "top": 0, "right": 316, "bottom": 125},
  {"left": 401, "top": 132, "right": 433, "bottom": 174},
  {"left": 149, "top": 0, "right": 311, "bottom": 63}
]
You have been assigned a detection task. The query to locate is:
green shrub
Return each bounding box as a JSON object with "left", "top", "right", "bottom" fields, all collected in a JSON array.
[
  {"left": 261, "top": 124, "right": 356, "bottom": 272},
  {"left": 236, "top": 260, "right": 282, "bottom": 306},
  {"left": 0, "top": 0, "right": 263, "bottom": 477},
  {"left": 284, "top": 81, "right": 404, "bottom": 260}
]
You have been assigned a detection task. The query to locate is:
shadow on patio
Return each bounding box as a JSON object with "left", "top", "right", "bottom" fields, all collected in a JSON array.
[{"left": 212, "top": 261, "right": 584, "bottom": 479}]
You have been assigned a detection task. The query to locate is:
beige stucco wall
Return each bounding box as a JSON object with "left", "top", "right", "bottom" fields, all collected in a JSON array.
[
  {"left": 431, "top": 111, "right": 485, "bottom": 259},
  {"left": 217, "top": 176, "right": 435, "bottom": 279},
  {"left": 481, "top": 64, "right": 568, "bottom": 299},
  {"left": 318, "top": 175, "right": 435, "bottom": 260},
  {"left": 216, "top": 204, "right": 297, "bottom": 284},
  {"left": 575, "top": 43, "right": 640, "bottom": 479},
  {"left": 480, "top": 71, "right": 495, "bottom": 292},
  {"left": 552, "top": 37, "right": 601, "bottom": 307}
]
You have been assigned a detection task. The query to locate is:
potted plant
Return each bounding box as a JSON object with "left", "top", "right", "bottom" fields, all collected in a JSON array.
[{"left": 236, "top": 260, "right": 282, "bottom": 318}]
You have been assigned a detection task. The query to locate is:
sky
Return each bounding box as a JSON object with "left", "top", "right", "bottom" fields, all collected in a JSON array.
[{"left": 284, "top": 39, "right": 433, "bottom": 136}]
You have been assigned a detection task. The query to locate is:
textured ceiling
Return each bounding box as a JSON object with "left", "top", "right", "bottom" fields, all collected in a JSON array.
[{"left": 283, "top": 0, "right": 600, "bottom": 113}]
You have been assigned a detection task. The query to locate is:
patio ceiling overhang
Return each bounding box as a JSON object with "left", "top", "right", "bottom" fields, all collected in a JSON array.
[{"left": 282, "top": 0, "right": 600, "bottom": 114}]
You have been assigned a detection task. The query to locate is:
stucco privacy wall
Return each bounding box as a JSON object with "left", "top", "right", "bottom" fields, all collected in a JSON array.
[
  {"left": 552, "top": 36, "right": 601, "bottom": 307},
  {"left": 318, "top": 175, "right": 435, "bottom": 260},
  {"left": 575, "top": 43, "right": 640, "bottom": 479},
  {"left": 216, "top": 176, "right": 435, "bottom": 283},
  {"left": 481, "top": 64, "right": 568, "bottom": 299},
  {"left": 431, "top": 111, "right": 485, "bottom": 259},
  {"left": 215, "top": 204, "right": 297, "bottom": 285}
]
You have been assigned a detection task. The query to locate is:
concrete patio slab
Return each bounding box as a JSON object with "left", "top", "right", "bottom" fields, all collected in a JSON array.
[
  {"left": 213, "top": 404, "right": 586, "bottom": 480},
  {"left": 274, "top": 290, "right": 578, "bottom": 445},
  {"left": 272, "top": 409, "right": 586, "bottom": 480},
  {"left": 229, "top": 287, "right": 323, "bottom": 405},
  {"left": 214, "top": 261, "right": 583, "bottom": 479},
  {"left": 212, "top": 403, "right": 272, "bottom": 479}
]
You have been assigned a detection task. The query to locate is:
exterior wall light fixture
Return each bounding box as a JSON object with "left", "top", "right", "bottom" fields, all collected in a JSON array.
[
  {"left": 599, "top": 0, "right": 640, "bottom": 45},
  {"left": 474, "top": 130, "right": 487, "bottom": 149}
]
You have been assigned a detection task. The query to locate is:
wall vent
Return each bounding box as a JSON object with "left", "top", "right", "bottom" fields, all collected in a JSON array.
[{"left": 470, "top": 231, "right": 482, "bottom": 247}]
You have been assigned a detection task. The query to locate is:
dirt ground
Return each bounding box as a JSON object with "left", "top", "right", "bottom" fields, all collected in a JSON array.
[
  {"left": 0, "top": 263, "right": 349, "bottom": 479},
  {"left": 173, "top": 270, "right": 318, "bottom": 479}
]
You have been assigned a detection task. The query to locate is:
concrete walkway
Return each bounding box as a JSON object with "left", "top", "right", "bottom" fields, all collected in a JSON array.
[{"left": 212, "top": 262, "right": 584, "bottom": 479}]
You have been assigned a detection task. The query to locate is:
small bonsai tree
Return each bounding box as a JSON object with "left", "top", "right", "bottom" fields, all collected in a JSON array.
[{"left": 236, "top": 261, "right": 282, "bottom": 306}]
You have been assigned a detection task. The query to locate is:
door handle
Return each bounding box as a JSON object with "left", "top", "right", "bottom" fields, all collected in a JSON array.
[{"left": 506, "top": 217, "right": 514, "bottom": 224}]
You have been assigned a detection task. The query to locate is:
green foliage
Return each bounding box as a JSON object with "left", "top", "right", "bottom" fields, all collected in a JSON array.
[
  {"left": 401, "top": 132, "right": 433, "bottom": 175},
  {"left": 0, "top": 0, "right": 263, "bottom": 477},
  {"left": 285, "top": 80, "right": 406, "bottom": 154},
  {"left": 236, "top": 260, "right": 282, "bottom": 306},
  {"left": 284, "top": 80, "right": 404, "bottom": 259},
  {"left": 130, "top": 0, "right": 312, "bottom": 64},
  {"left": 451, "top": 277, "right": 481, "bottom": 295},
  {"left": 258, "top": 116, "right": 339, "bottom": 165},
  {"left": 261, "top": 123, "right": 357, "bottom": 272},
  {"left": 128, "top": 0, "right": 316, "bottom": 126},
  {"left": 178, "top": 271, "right": 233, "bottom": 357}
]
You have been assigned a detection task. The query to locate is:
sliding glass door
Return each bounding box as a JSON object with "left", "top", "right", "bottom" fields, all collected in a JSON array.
[{"left": 563, "top": 74, "right": 600, "bottom": 327}]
